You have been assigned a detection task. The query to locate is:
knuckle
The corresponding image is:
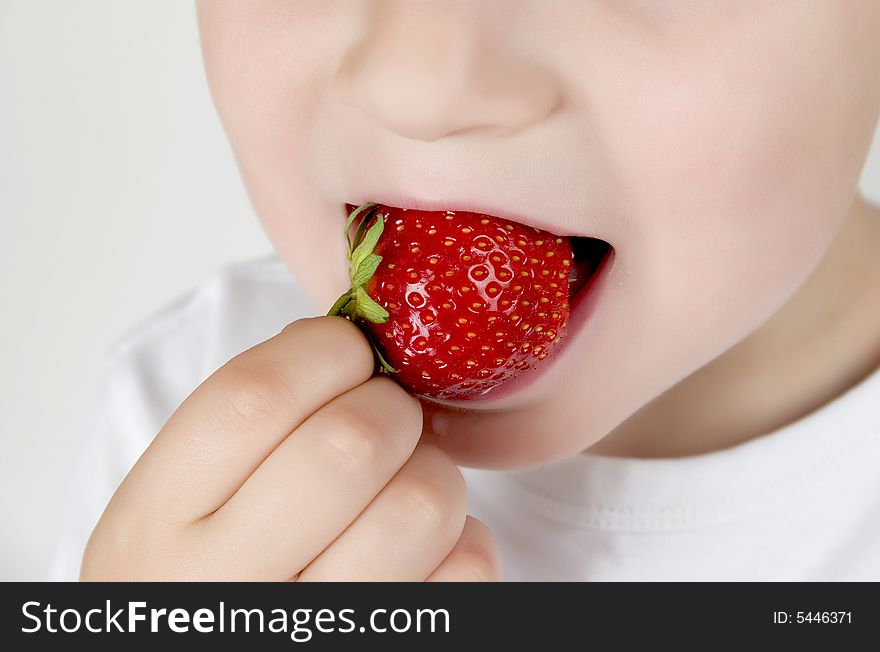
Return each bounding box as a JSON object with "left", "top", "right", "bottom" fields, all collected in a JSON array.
[
  {"left": 315, "top": 376, "right": 422, "bottom": 472},
  {"left": 364, "top": 376, "right": 424, "bottom": 439},
  {"left": 394, "top": 473, "right": 457, "bottom": 532},
  {"left": 392, "top": 451, "right": 466, "bottom": 533},
  {"left": 222, "top": 362, "right": 299, "bottom": 431},
  {"left": 315, "top": 407, "right": 389, "bottom": 472}
]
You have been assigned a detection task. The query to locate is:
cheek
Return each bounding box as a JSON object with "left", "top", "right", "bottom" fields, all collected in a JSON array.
[
  {"left": 592, "top": 2, "right": 880, "bottom": 367},
  {"left": 445, "top": 1, "right": 880, "bottom": 469},
  {"left": 198, "top": 1, "right": 353, "bottom": 309}
]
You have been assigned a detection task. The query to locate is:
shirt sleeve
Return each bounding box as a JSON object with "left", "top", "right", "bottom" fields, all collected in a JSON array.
[
  {"left": 46, "top": 354, "right": 163, "bottom": 581},
  {"left": 45, "top": 258, "right": 311, "bottom": 580}
]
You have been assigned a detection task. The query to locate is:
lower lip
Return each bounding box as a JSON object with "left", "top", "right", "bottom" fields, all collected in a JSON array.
[{"left": 421, "top": 244, "right": 616, "bottom": 408}]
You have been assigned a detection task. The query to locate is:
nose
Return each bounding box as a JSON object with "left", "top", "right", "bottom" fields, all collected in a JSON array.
[{"left": 334, "top": 0, "right": 562, "bottom": 142}]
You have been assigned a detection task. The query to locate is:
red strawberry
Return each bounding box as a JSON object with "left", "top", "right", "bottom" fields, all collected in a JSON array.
[{"left": 328, "top": 202, "right": 574, "bottom": 400}]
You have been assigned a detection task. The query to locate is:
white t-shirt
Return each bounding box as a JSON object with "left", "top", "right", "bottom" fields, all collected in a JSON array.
[{"left": 50, "top": 256, "right": 880, "bottom": 581}]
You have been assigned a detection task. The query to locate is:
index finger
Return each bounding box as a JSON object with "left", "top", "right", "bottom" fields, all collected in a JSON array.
[{"left": 113, "top": 316, "right": 376, "bottom": 521}]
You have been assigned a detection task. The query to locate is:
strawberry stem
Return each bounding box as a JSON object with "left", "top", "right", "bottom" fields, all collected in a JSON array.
[
  {"left": 326, "top": 202, "right": 398, "bottom": 375},
  {"left": 371, "top": 340, "right": 397, "bottom": 374},
  {"left": 345, "top": 202, "right": 379, "bottom": 256},
  {"left": 327, "top": 293, "right": 353, "bottom": 317}
]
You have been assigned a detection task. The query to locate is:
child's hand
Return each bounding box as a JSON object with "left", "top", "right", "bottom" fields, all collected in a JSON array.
[{"left": 80, "top": 316, "right": 500, "bottom": 581}]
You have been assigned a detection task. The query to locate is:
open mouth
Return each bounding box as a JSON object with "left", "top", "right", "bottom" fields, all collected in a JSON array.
[
  {"left": 339, "top": 200, "right": 614, "bottom": 401},
  {"left": 344, "top": 201, "right": 612, "bottom": 303},
  {"left": 568, "top": 235, "right": 613, "bottom": 301}
]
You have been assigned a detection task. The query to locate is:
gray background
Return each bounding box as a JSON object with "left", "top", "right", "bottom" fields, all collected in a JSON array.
[{"left": 2, "top": 1, "right": 879, "bottom": 580}]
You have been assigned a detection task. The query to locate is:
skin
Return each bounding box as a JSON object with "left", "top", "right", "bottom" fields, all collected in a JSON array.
[
  {"left": 83, "top": 318, "right": 500, "bottom": 580},
  {"left": 82, "top": 1, "right": 880, "bottom": 580}
]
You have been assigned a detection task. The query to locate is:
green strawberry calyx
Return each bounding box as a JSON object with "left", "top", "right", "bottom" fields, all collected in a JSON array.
[{"left": 326, "top": 202, "right": 397, "bottom": 373}]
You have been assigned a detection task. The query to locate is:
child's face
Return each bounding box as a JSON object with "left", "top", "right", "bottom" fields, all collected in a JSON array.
[{"left": 197, "top": 1, "right": 880, "bottom": 468}]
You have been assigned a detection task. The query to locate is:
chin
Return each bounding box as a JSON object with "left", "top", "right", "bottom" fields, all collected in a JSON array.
[{"left": 416, "top": 395, "right": 591, "bottom": 470}]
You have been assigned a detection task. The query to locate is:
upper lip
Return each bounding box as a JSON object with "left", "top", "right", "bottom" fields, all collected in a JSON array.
[{"left": 344, "top": 191, "right": 600, "bottom": 240}]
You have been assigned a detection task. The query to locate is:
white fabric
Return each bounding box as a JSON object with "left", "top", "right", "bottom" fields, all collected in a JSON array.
[{"left": 50, "top": 256, "right": 880, "bottom": 581}]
